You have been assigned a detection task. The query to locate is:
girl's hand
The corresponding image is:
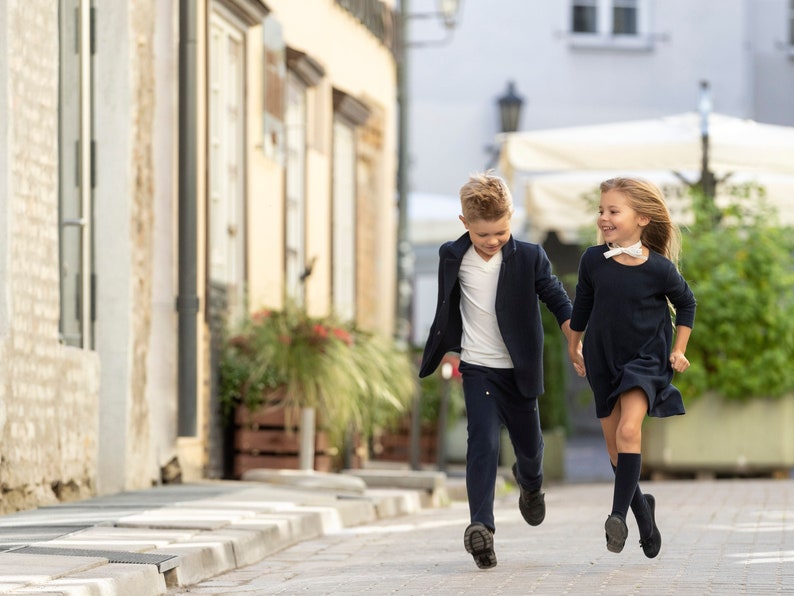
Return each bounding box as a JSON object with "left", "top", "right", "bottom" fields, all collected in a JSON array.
[
  {"left": 669, "top": 350, "right": 690, "bottom": 373},
  {"left": 569, "top": 343, "right": 586, "bottom": 377}
]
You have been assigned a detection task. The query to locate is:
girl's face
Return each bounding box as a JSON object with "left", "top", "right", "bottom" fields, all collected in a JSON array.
[
  {"left": 598, "top": 190, "right": 649, "bottom": 246},
  {"left": 459, "top": 214, "right": 511, "bottom": 261}
]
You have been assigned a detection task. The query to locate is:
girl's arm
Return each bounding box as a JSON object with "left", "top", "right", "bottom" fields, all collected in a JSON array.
[{"left": 670, "top": 325, "right": 692, "bottom": 373}]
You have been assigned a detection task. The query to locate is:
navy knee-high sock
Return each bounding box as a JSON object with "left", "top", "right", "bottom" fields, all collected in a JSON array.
[
  {"left": 611, "top": 460, "right": 652, "bottom": 537},
  {"left": 611, "top": 453, "right": 644, "bottom": 523}
]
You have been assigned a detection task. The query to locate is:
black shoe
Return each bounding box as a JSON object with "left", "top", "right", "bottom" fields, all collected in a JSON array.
[
  {"left": 604, "top": 514, "right": 629, "bottom": 553},
  {"left": 512, "top": 463, "right": 545, "bottom": 526},
  {"left": 639, "top": 494, "right": 662, "bottom": 558},
  {"left": 464, "top": 523, "right": 497, "bottom": 569}
]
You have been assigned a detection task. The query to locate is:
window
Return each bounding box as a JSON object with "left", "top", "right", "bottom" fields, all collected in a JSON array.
[
  {"left": 572, "top": 0, "right": 597, "bottom": 33},
  {"left": 570, "top": 0, "right": 651, "bottom": 49},
  {"left": 58, "top": 0, "right": 94, "bottom": 348},
  {"left": 208, "top": 9, "right": 246, "bottom": 319},
  {"left": 284, "top": 72, "right": 308, "bottom": 305},
  {"left": 612, "top": 0, "right": 638, "bottom": 35},
  {"left": 331, "top": 118, "right": 356, "bottom": 321},
  {"left": 331, "top": 89, "right": 370, "bottom": 324}
]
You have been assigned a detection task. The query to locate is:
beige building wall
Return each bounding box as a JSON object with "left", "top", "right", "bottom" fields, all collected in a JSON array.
[
  {"left": 249, "top": 0, "right": 399, "bottom": 335},
  {"left": 0, "top": 0, "right": 100, "bottom": 513}
]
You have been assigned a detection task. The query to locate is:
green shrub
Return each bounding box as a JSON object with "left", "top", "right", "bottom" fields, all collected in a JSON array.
[{"left": 677, "top": 183, "right": 794, "bottom": 401}]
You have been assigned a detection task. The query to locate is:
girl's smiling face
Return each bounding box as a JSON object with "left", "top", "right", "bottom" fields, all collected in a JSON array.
[
  {"left": 459, "top": 214, "right": 511, "bottom": 261},
  {"left": 598, "top": 189, "right": 649, "bottom": 247}
]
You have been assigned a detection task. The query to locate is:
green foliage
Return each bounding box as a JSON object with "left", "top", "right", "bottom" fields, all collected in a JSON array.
[
  {"left": 540, "top": 307, "right": 569, "bottom": 431},
  {"left": 416, "top": 353, "right": 465, "bottom": 427},
  {"left": 677, "top": 183, "right": 794, "bottom": 401},
  {"left": 219, "top": 303, "right": 416, "bottom": 443}
]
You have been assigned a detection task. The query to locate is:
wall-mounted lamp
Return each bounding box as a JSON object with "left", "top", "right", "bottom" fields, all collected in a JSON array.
[
  {"left": 485, "top": 80, "right": 525, "bottom": 168},
  {"left": 497, "top": 80, "right": 524, "bottom": 134}
]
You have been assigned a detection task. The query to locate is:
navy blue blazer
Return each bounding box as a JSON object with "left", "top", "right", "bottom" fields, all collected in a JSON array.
[{"left": 419, "top": 233, "right": 572, "bottom": 399}]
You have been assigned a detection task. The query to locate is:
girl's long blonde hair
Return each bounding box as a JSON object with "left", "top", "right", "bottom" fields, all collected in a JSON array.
[{"left": 599, "top": 177, "right": 682, "bottom": 266}]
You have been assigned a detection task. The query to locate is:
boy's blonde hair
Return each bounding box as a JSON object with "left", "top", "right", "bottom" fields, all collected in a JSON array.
[
  {"left": 599, "top": 177, "right": 682, "bottom": 265},
  {"left": 459, "top": 171, "right": 515, "bottom": 222}
]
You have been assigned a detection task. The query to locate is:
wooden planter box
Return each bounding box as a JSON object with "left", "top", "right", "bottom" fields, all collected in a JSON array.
[
  {"left": 230, "top": 406, "right": 335, "bottom": 477},
  {"left": 642, "top": 392, "right": 794, "bottom": 478},
  {"left": 372, "top": 418, "right": 438, "bottom": 464}
]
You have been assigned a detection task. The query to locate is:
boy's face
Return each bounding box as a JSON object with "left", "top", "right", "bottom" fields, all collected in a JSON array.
[{"left": 459, "top": 214, "right": 511, "bottom": 261}]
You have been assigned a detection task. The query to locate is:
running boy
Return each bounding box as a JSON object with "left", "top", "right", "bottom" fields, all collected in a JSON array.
[{"left": 419, "top": 171, "right": 575, "bottom": 569}]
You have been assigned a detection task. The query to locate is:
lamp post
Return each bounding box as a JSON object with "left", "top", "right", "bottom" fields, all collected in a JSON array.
[
  {"left": 395, "top": 0, "right": 461, "bottom": 349},
  {"left": 396, "top": 0, "right": 461, "bottom": 470},
  {"left": 696, "top": 79, "right": 721, "bottom": 227}
]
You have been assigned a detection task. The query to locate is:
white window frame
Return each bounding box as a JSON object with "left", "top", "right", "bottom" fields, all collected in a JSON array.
[
  {"left": 208, "top": 8, "right": 246, "bottom": 319},
  {"left": 569, "top": 0, "right": 654, "bottom": 51},
  {"left": 331, "top": 117, "right": 356, "bottom": 322},
  {"left": 285, "top": 72, "right": 308, "bottom": 306},
  {"left": 58, "top": 0, "right": 94, "bottom": 348}
]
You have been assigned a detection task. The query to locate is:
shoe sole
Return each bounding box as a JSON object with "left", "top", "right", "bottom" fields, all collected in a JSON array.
[
  {"left": 464, "top": 524, "right": 497, "bottom": 569},
  {"left": 605, "top": 515, "right": 629, "bottom": 553}
]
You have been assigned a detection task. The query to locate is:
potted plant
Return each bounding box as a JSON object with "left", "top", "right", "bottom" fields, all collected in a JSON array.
[
  {"left": 642, "top": 183, "right": 794, "bottom": 476},
  {"left": 219, "top": 303, "right": 416, "bottom": 475}
]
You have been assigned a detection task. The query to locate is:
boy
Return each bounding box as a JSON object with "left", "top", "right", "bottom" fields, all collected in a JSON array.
[{"left": 419, "top": 171, "right": 574, "bottom": 569}]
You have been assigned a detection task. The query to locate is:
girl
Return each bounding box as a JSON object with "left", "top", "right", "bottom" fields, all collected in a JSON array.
[{"left": 567, "top": 177, "right": 696, "bottom": 558}]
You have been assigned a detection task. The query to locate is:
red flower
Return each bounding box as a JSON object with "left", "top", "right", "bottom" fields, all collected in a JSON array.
[
  {"left": 252, "top": 309, "right": 271, "bottom": 322},
  {"left": 313, "top": 324, "right": 329, "bottom": 339},
  {"left": 332, "top": 327, "right": 354, "bottom": 346}
]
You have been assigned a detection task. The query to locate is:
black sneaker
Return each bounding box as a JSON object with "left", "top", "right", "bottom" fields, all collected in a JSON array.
[
  {"left": 604, "top": 514, "right": 629, "bottom": 553},
  {"left": 464, "top": 523, "right": 496, "bottom": 569},
  {"left": 512, "top": 463, "right": 545, "bottom": 526},
  {"left": 639, "top": 494, "right": 662, "bottom": 558}
]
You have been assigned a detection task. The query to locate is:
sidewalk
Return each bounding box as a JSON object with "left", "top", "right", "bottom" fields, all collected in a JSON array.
[
  {"left": 0, "top": 434, "right": 612, "bottom": 595},
  {"left": 0, "top": 469, "right": 449, "bottom": 595}
]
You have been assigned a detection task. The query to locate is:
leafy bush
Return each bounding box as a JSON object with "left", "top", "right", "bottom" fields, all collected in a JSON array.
[
  {"left": 540, "top": 307, "right": 569, "bottom": 431},
  {"left": 676, "top": 183, "right": 794, "bottom": 401},
  {"left": 219, "top": 303, "right": 416, "bottom": 443}
]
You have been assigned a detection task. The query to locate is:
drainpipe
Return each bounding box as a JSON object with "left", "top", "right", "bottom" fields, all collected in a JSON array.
[{"left": 177, "top": 0, "right": 199, "bottom": 436}]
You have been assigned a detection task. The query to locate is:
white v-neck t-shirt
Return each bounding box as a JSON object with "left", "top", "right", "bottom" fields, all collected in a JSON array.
[{"left": 458, "top": 245, "right": 513, "bottom": 368}]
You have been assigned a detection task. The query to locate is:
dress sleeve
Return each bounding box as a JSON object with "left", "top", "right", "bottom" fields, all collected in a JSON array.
[
  {"left": 666, "top": 264, "right": 696, "bottom": 329},
  {"left": 570, "top": 250, "right": 594, "bottom": 332}
]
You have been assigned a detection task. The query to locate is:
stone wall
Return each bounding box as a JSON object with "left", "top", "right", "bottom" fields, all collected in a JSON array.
[{"left": 0, "top": 0, "right": 100, "bottom": 514}]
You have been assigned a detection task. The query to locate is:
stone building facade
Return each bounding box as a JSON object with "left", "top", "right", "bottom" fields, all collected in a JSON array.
[{"left": 0, "top": 0, "right": 399, "bottom": 511}]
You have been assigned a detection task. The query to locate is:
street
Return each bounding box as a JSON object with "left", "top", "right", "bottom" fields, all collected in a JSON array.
[{"left": 169, "top": 478, "right": 793, "bottom": 595}]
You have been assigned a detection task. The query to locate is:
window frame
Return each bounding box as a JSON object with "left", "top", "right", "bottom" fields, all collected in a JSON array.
[
  {"left": 58, "top": 0, "right": 95, "bottom": 349},
  {"left": 569, "top": 0, "right": 654, "bottom": 51}
]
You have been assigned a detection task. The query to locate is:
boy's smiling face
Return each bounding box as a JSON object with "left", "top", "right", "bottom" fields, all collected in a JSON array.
[{"left": 459, "top": 214, "right": 511, "bottom": 261}]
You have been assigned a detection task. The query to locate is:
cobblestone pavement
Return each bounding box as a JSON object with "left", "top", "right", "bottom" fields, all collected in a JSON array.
[{"left": 170, "top": 478, "right": 794, "bottom": 595}]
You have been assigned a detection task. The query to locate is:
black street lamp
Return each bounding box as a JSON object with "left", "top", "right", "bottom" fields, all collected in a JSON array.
[
  {"left": 485, "top": 80, "right": 525, "bottom": 168},
  {"left": 498, "top": 80, "right": 524, "bottom": 134}
]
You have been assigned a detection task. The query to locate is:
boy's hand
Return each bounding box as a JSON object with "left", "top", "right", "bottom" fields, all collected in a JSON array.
[{"left": 669, "top": 350, "right": 690, "bottom": 373}]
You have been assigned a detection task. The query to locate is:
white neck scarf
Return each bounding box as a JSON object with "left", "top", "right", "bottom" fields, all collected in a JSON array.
[{"left": 604, "top": 241, "right": 645, "bottom": 260}]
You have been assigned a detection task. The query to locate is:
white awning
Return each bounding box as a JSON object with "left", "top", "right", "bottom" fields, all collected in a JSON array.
[{"left": 498, "top": 113, "right": 794, "bottom": 242}]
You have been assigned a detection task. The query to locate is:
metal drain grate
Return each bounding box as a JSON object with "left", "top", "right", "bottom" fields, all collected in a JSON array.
[{"left": 9, "top": 546, "right": 180, "bottom": 573}]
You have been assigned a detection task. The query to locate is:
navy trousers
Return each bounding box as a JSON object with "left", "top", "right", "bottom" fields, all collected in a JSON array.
[{"left": 460, "top": 361, "right": 544, "bottom": 532}]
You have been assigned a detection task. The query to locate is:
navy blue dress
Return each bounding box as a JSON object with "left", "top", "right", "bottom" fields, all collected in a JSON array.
[{"left": 570, "top": 245, "right": 696, "bottom": 418}]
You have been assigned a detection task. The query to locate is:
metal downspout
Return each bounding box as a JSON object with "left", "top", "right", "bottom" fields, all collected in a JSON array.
[{"left": 177, "top": 0, "right": 198, "bottom": 436}]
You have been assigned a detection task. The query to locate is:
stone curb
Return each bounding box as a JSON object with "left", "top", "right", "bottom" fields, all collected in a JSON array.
[{"left": 0, "top": 473, "right": 439, "bottom": 595}]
